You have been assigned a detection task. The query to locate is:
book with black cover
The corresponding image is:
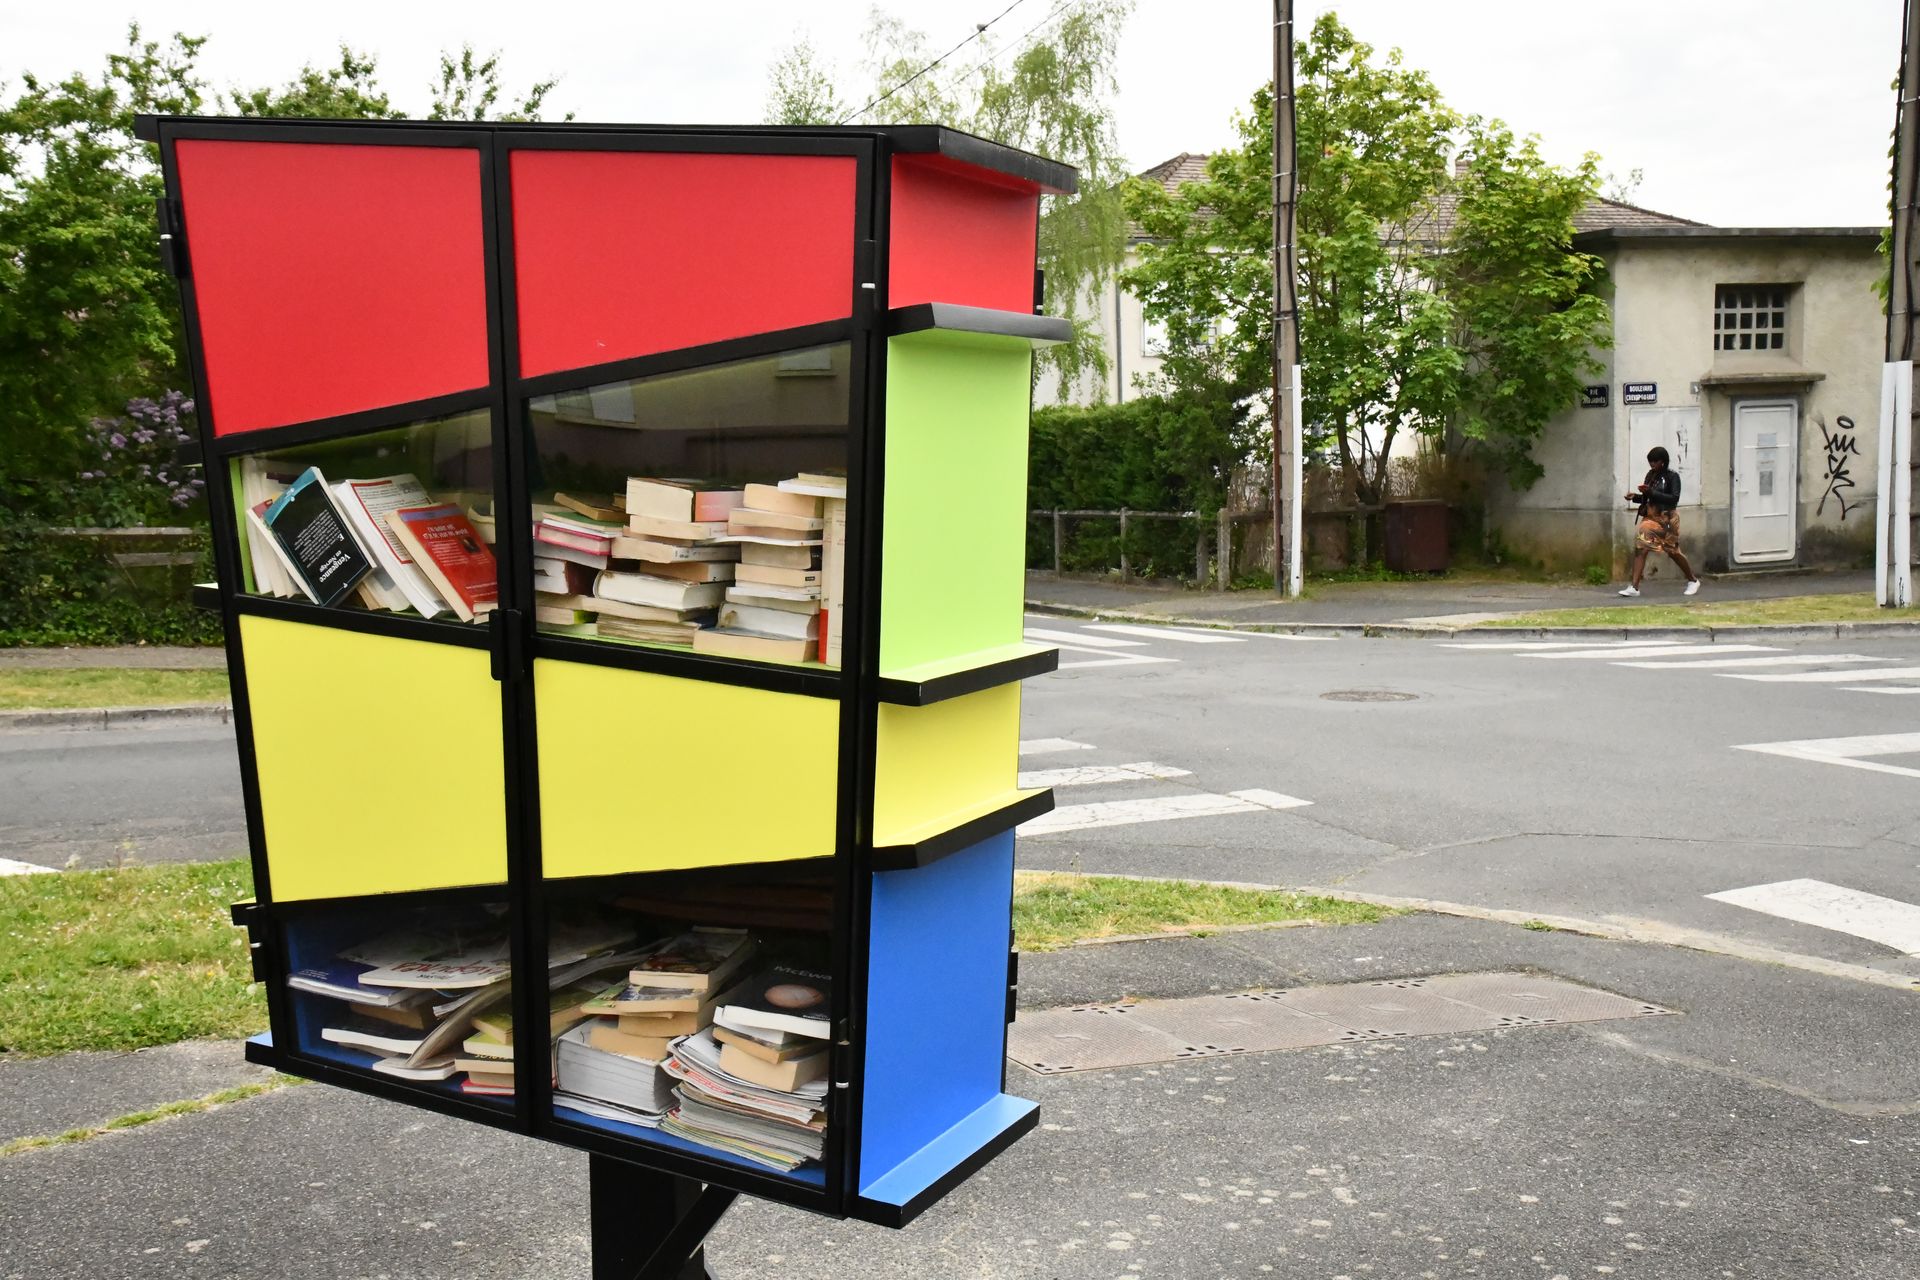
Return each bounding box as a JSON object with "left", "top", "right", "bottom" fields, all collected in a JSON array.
[
  {"left": 263, "top": 466, "right": 373, "bottom": 606},
  {"left": 715, "top": 964, "right": 832, "bottom": 1039}
]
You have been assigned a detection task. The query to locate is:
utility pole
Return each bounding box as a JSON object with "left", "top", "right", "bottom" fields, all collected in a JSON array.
[
  {"left": 1272, "top": 0, "right": 1302, "bottom": 596},
  {"left": 1882, "top": 0, "right": 1919, "bottom": 606}
]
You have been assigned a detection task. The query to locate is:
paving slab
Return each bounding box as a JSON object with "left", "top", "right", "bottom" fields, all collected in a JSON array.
[{"left": 0, "top": 1039, "right": 275, "bottom": 1145}]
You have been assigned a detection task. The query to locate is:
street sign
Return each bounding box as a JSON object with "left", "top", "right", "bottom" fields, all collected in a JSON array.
[
  {"left": 1580, "top": 384, "right": 1609, "bottom": 409},
  {"left": 1623, "top": 382, "right": 1658, "bottom": 405}
]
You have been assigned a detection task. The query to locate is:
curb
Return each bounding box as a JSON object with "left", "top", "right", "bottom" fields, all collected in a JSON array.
[
  {"left": 1024, "top": 600, "right": 1920, "bottom": 642},
  {"left": 0, "top": 703, "right": 233, "bottom": 733},
  {"left": 1040, "top": 870, "right": 1920, "bottom": 994}
]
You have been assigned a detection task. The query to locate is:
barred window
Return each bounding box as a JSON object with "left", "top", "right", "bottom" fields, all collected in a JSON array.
[{"left": 1714, "top": 285, "right": 1788, "bottom": 352}]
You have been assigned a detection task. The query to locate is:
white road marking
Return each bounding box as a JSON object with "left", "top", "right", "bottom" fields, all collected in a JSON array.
[
  {"left": 1612, "top": 653, "right": 1883, "bottom": 670},
  {"left": 0, "top": 858, "right": 55, "bottom": 876},
  {"left": 1733, "top": 731, "right": 1920, "bottom": 780},
  {"left": 1022, "top": 627, "right": 1145, "bottom": 649},
  {"left": 1844, "top": 686, "right": 1920, "bottom": 694},
  {"left": 1441, "top": 641, "right": 1682, "bottom": 651},
  {"left": 1524, "top": 643, "right": 1778, "bottom": 661},
  {"left": 1020, "top": 788, "right": 1312, "bottom": 836},
  {"left": 1017, "top": 761, "right": 1193, "bottom": 788},
  {"left": 1707, "top": 879, "right": 1920, "bottom": 954},
  {"left": 1084, "top": 623, "right": 1245, "bottom": 644},
  {"left": 1721, "top": 666, "right": 1920, "bottom": 684},
  {"left": 1054, "top": 650, "right": 1180, "bottom": 671},
  {"left": 1019, "top": 738, "right": 1097, "bottom": 756}
]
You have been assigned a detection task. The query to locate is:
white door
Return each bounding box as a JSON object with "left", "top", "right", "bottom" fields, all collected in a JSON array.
[
  {"left": 1733, "top": 400, "right": 1798, "bottom": 563},
  {"left": 1628, "top": 407, "right": 1702, "bottom": 506}
]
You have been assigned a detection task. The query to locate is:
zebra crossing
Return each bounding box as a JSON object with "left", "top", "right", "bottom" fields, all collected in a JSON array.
[
  {"left": 1440, "top": 638, "right": 1920, "bottom": 697},
  {"left": 1707, "top": 877, "right": 1920, "bottom": 957},
  {"left": 1023, "top": 617, "right": 1327, "bottom": 671},
  {"left": 1014, "top": 737, "right": 1312, "bottom": 837}
]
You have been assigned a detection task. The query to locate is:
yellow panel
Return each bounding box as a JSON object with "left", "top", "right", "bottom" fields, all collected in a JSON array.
[
  {"left": 872, "top": 683, "right": 1021, "bottom": 847},
  {"left": 536, "top": 660, "right": 838, "bottom": 878},
  {"left": 239, "top": 616, "right": 506, "bottom": 901}
]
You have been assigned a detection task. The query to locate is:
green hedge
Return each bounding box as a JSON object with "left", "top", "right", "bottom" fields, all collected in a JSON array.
[
  {"left": 1027, "top": 388, "right": 1254, "bottom": 580},
  {"left": 0, "top": 511, "right": 219, "bottom": 648}
]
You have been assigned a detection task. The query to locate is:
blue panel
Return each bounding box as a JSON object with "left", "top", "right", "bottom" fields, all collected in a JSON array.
[
  {"left": 554, "top": 1107, "right": 828, "bottom": 1188},
  {"left": 860, "top": 829, "right": 1017, "bottom": 1196},
  {"left": 860, "top": 1094, "right": 1036, "bottom": 1209}
]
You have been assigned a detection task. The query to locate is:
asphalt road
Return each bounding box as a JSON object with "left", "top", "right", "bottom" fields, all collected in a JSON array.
[
  {"left": 1016, "top": 617, "right": 1920, "bottom": 978},
  {"left": 5, "top": 623, "right": 1918, "bottom": 985},
  {"left": 3, "top": 624, "right": 1919, "bottom": 1277},
  {"left": 0, "top": 722, "right": 246, "bottom": 869}
]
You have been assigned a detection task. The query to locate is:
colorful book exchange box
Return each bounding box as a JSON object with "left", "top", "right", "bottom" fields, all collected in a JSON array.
[{"left": 139, "top": 112, "right": 1075, "bottom": 1270}]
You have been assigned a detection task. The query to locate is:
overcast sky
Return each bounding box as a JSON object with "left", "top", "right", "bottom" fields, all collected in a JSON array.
[{"left": 0, "top": 1, "right": 1900, "bottom": 227}]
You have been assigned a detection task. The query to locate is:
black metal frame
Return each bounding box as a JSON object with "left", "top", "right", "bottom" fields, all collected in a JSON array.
[{"left": 149, "top": 112, "right": 1059, "bottom": 1246}]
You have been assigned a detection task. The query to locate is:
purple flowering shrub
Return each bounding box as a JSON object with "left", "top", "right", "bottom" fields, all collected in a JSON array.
[{"left": 74, "top": 391, "right": 206, "bottom": 526}]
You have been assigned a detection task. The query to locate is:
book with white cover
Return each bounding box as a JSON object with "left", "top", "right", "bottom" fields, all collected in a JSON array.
[{"left": 333, "top": 474, "right": 452, "bottom": 617}]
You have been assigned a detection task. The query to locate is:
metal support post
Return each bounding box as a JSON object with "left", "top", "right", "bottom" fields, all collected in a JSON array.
[
  {"left": 1217, "top": 509, "right": 1231, "bottom": 591},
  {"left": 1052, "top": 509, "right": 1063, "bottom": 575},
  {"left": 1118, "top": 507, "right": 1130, "bottom": 580},
  {"left": 590, "top": 1154, "right": 732, "bottom": 1280}
]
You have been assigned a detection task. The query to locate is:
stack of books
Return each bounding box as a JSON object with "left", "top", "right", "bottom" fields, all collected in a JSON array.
[
  {"left": 237, "top": 463, "right": 499, "bottom": 620},
  {"left": 659, "top": 964, "right": 833, "bottom": 1171},
  {"left": 295, "top": 915, "right": 639, "bottom": 1096},
  {"left": 569, "top": 478, "right": 742, "bottom": 645},
  {"left": 696, "top": 476, "right": 840, "bottom": 665},
  {"left": 553, "top": 929, "right": 758, "bottom": 1127}
]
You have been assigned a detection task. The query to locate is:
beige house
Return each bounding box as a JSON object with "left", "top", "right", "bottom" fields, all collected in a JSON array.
[
  {"left": 1054, "top": 155, "right": 1885, "bottom": 574},
  {"left": 1495, "top": 225, "right": 1884, "bottom": 573}
]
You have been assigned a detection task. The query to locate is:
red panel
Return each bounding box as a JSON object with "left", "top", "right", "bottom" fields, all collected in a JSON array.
[
  {"left": 175, "top": 141, "right": 489, "bottom": 437},
  {"left": 511, "top": 151, "right": 857, "bottom": 377},
  {"left": 888, "top": 155, "right": 1040, "bottom": 314}
]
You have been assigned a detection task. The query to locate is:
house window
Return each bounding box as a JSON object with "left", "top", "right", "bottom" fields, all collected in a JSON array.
[
  {"left": 1713, "top": 284, "right": 1789, "bottom": 352},
  {"left": 1142, "top": 315, "right": 1170, "bottom": 357}
]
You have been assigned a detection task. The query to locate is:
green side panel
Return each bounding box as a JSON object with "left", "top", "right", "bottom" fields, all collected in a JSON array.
[
  {"left": 881, "top": 330, "right": 1033, "bottom": 673},
  {"left": 228, "top": 458, "right": 257, "bottom": 595}
]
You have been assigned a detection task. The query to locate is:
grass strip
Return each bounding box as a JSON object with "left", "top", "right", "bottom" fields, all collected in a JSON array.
[
  {"left": 0, "top": 1076, "right": 300, "bottom": 1158},
  {"left": 1485, "top": 592, "right": 1910, "bottom": 629},
  {"left": 1012, "top": 871, "right": 1390, "bottom": 951},
  {"left": 0, "top": 858, "right": 264, "bottom": 1057},
  {"left": 0, "top": 668, "right": 231, "bottom": 711}
]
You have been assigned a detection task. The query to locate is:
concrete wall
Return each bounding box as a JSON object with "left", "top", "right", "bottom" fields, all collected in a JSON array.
[
  {"left": 1033, "top": 246, "right": 1167, "bottom": 407},
  {"left": 1491, "top": 235, "right": 1883, "bottom": 574}
]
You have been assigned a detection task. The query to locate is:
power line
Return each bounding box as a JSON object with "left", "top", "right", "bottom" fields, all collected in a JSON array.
[
  {"left": 936, "top": 0, "right": 1083, "bottom": 97},
  {"left": 839, "top": 0, "right": 1034, "bottom": 125}
]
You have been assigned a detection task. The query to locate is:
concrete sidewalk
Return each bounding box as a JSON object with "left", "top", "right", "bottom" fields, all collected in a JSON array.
[
  {"left": 2, "top": 911, "right": 1914, "bottom": 1277},
  {"left": 1028, "top": 566, "right": 1878, "bottom": 627}
]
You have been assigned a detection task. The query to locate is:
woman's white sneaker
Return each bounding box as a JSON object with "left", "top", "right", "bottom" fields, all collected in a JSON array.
[
  {"left": 1684, "top": 579, "right": 1701, "bottom": 596},
  {"left": 1617, "top": 585, "right": 1640, "bottom": 597}
]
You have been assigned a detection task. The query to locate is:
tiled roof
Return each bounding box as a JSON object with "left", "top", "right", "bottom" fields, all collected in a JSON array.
[
  {"left": 1401, "top": 192, "right": 1701, "bottom": 245},
  {"left": 1138, "top": 152, "right": 1212, "bottom": 191},
  {"left": 1129, "top": 150, "right": 1702, "bottom": 244}
]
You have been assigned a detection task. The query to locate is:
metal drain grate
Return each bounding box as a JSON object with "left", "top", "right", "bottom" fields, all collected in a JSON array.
[
  {"left": 1012, "top": 1004, "right": 1243, "bottom": 1076},
  {"left": 1007, "top": 972, "right": 1674, "bottom": 1075}
]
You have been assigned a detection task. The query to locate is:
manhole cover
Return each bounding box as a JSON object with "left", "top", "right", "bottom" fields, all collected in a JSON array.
[{"left": 1320, "top": 689, "right": 1419, "bottom": 702}]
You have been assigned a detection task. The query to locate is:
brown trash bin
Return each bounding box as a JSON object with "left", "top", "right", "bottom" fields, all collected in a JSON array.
[{"left": 1383, "top": 499, "right": 1449, "bottom": 573}]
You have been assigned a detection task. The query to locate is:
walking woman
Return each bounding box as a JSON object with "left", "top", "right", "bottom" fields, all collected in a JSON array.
[{"left": 1619, "top": 446, "right": 1701, "bottom": 597}]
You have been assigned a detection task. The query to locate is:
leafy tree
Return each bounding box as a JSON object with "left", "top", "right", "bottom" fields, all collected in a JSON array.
[
  {"left": 1126, "top": 15, "right": 1459, "bottom": 504},
  {"left": 763, "top": 39, "right": 846, "bottom": 126},
  {"left": 1123, "top": 13, "right": 1608, "bottom": 502},
  {"left": 0, "top": 25, "right": 207, "bottom": 498},
  {"left": 1438, "top": 119, "right": 1608, "bottom": 486},
  {"left": 764, "top": 3, "right": 1133, "bottom": 398},
  {"left": 428, "top": 44, "right": 564, "bottom": 122},
  {"left": 226, "top": 47, "right": 399, "bottom": 119}
]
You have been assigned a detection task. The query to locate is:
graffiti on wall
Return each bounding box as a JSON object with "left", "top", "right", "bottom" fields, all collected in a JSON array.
[{"left": 1815, "top": 413, "right": 1860, "bottom": 519}]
